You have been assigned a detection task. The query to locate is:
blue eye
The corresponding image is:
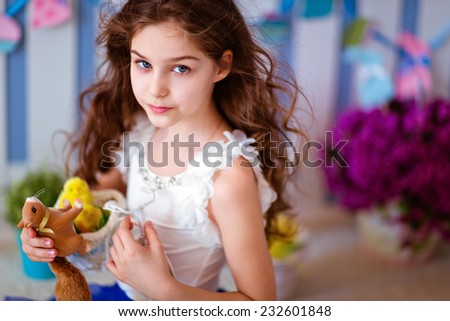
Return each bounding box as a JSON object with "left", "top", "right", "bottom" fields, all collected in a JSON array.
[
  {"left": 137, "top": 60, "right": 151, "bottom": 69},
  {"left": 173, "top": 65, "right": 190, "bottom": 74}
]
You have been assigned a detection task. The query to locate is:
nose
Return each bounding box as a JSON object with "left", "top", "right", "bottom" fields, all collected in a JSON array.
[{"left": 147, "top": 71, "right": 169, "bottom": 98}]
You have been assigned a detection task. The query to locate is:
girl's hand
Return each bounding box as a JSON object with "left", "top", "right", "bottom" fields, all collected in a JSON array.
[
  {"left": 106, "top": 216, "right": 176, "bottom": 299},
  {"left": 20, "top": 227, "right": 57, "bottom": 262}
]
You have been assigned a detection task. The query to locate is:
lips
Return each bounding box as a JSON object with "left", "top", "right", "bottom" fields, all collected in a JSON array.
[{"left": 147, "top": 104, "right": 172, "bottom": 114}]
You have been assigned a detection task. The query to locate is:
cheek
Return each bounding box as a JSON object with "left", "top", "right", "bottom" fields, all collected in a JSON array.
[
  {"left": 171, "top": 81, "right": 192, "bottom": 98},
  {"left": 175, "top": 74, "right": 214, "bottom": 100},
  {"left": 130, "top": 75, "right": 145, "bottom": 99}
]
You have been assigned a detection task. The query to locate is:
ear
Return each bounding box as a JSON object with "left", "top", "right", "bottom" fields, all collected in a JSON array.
[{"left": 214, "top": 49, "right": 233, "bottom": 83}]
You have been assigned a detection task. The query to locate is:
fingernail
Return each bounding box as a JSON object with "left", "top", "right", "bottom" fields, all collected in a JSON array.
[
  {"left": 49, "top": 250, "right": 56, "bottom": 257},
  {"left": 44, "top": 239, "right": 51, "bottom": 247}
]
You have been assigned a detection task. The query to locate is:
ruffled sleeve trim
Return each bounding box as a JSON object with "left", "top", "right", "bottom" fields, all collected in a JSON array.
[
  {"left": 176, "top": 129, "right": 277, "bottom": 248},
  {"left": 223, "top": 130, "right": 278, "bottom": 213}
]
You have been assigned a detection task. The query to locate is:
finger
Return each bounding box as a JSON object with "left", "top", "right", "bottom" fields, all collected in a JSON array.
[
  {"left": 120, "top": 216, "right": 134, "bottom": 230},
  {"left": 106, "top": 258, "right": 118, "bottom": 277},
  {"left": 24, "top": 227, "right": 37, "bottom": 239},
  {"left": 144, "top": 221, "right": 163, "bottom": 252},
  {"left": 21, "top": 229, "right": 54, "bottom": 249},
  {"left": 23, "top": 247, "right": 57, "bottom": 262},
  {"left": 109, "top": 243, "right": 119, "bottom": 264},
  {"left": 59, "top": 199, "right": 72, "bottom": 212},
  {"left": 27, "top": 252, "right": 57, "bottom": 263},
  {"left": 116, "top": 217, "right": 138, "bottom": 248},
  {"left": 111, "top": 232, "right": 125, "bottom": 252},
  {"left": 74, "top": 198, "right": 84, "bottom": 210}
]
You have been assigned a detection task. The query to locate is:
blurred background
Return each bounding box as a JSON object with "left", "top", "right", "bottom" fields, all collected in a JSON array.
[{"left": 0, "top": 0, "right": 450, "bottom": 300}]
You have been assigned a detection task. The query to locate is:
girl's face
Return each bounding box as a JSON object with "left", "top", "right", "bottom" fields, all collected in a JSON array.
[{"left": 130, "top": 21, "right": 226, "bottom": 130}]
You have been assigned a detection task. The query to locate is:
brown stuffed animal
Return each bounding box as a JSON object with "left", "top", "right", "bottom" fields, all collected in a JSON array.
[{"left": 17, "top": 196, "right": 93, "bottom": 301}]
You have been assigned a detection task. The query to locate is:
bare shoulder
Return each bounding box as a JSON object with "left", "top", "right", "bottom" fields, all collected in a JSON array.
[
  {"left": 213, "top": 157, "right": 258, "bottom": 198},
  {"left": 208, "top": 156, "right": 262, "bottom": 223}
]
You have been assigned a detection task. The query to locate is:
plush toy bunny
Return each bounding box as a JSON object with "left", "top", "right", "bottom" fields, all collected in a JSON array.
[{"left": 17, "top": 195, "right": 92, "bottom": 301}]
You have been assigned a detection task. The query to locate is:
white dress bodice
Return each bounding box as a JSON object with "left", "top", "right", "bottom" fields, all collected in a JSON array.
[{"left": 117, "top": 116, "right": 277, "bottom": 300}]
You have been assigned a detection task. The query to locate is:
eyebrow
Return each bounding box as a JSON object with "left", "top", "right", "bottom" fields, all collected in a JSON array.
[{"left": 130, "top": 49, "right": 200, "bottom": 62}]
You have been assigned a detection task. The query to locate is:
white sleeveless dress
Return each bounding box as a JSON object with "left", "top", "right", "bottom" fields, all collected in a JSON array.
[{"left": 117, "top": 115, "right": 277, "bottom": 300}]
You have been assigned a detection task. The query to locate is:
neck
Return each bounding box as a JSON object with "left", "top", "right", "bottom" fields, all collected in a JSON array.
[{"left": 160, "top": 109, "right": 224, "bottom": 142}]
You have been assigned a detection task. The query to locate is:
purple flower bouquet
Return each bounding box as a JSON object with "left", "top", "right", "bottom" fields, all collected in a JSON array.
[{"left": 323, "top": 98, "right": 450, "bottom": 254}]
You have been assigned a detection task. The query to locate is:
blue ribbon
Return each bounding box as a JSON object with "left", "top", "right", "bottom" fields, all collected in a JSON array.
[
  {"left": 397, "top": 55, "right": 431, "bottom": 73},
  {"left": 6, "top": 0, "right": 28, "bottom": 17}
]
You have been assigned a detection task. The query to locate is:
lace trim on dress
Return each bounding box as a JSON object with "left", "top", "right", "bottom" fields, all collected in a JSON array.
[{"left": 138, "top": 167, "right": 182, "bottom": 190}]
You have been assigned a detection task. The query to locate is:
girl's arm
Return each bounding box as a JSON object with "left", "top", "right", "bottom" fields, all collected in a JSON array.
[{"left": 217, "top": 161, "right": 277, "bottom": 300}]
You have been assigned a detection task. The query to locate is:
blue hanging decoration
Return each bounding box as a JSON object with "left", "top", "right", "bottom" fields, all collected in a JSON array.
[
  {"left": 361, "top": 18, "right": 450, "bottom": 101},
  {"left": 298, "top": 0, "right": 333, "bottom": 19},
  {"left": 344, "top": 47, "right": 394, "bottom": 109},
  {"left": 342, "top": 17, "right": 395, "bottom": 108},
  {"left": 6, "top": 0, "right": 28, "bottom": 16},
  {"left": 0, "top": 0, "right": 28, "bottom": 54},
  {"left": 280, "top": 0, "right": 295, "bottom": 14},
  {"left": 257, "top": 12, "right": 292, "bottom": 49}
]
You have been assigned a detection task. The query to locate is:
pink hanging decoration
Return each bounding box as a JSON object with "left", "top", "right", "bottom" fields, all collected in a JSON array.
[
  {"left": 31, "top": 0, "right": 72, "bottom": 29},
  {"left": 0, "top": 14, "right": 22, "bottom": 53},
  {"left": 395, "top": 32, "right": 432, "bottom": 101}
]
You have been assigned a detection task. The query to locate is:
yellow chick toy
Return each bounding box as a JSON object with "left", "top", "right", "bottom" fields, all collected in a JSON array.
[
  {"left": 58, "top": 177, "right": 103, "bottom": 233},
  {"left": 269, "top": 212, "right": 302, "bottom": 260}
]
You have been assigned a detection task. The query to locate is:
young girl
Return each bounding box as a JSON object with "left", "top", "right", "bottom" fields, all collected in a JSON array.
[{"left": 20, "top": 0, "right": 307, "bottom": 300}]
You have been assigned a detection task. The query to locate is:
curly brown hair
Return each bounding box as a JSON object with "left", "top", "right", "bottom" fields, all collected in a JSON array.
[{"left": 66, "top": 0, "right": 309, "bottom": 241}]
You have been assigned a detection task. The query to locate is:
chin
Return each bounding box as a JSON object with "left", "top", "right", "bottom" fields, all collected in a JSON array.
[{"left": 143, "top": 111, "right": 174, "bottom": 129}]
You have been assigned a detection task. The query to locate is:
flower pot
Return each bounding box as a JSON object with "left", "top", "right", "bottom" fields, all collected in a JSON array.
[
  {"left": 16, "top": 231, "right": 55, "bottom": 280},
  {"left": 356, "top": 208, "right": 440, "bottom": 265},
  {"left": 273, "top": 248, "right": 305, "bottom": 300},
  {"left": 273, "top": 259, "right": 301, "bottom": 300}
]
